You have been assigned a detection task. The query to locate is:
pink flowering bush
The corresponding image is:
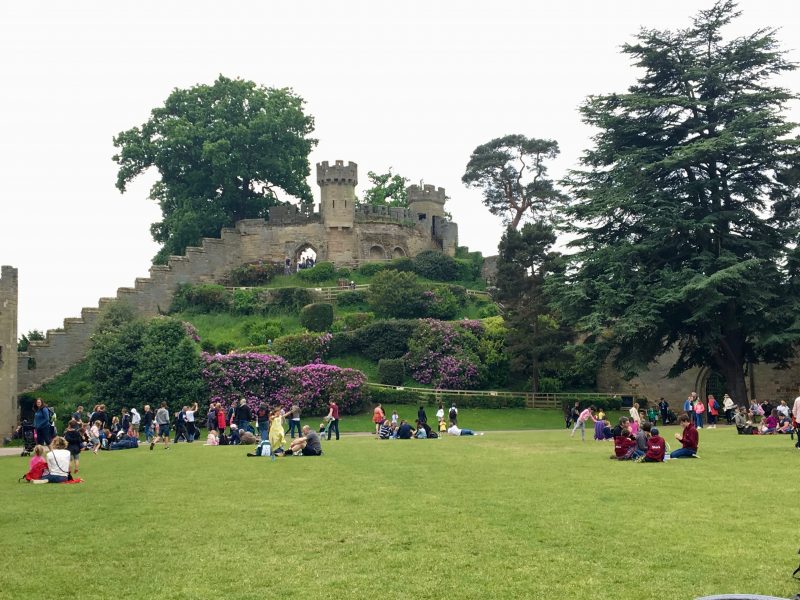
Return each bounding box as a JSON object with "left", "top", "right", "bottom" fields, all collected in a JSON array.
[
  {"left": 201, "top": 352, "right": 290, "bottom": 413},
  {"left": 404, "top": 319, "right": 486, "bottom": 389},
  {"left": 280, "top": 363, "right": 367, "bottom": 415},
  {"left": 201, "top": 352, "right": 366, "bottom": 415}
]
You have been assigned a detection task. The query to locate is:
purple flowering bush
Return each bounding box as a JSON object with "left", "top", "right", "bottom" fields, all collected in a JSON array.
[
  {"left": 404, "top": 319, "right": 486, "bottom": 389},
  {"left": 202, "top": 352, "right": 290, "bottom": 414},
  {"left": 201, "top": 352, "right": 366, "bottom": 415}
]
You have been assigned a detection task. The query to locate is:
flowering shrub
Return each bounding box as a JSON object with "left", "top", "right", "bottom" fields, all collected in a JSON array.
[
  {"left": 201, "top": 353, "right": 366, "bottom": 416},
  {"left": 279, "top": 363, "right": 367, "bottom": 415},
  {"left": 182, "top": 321, "right": 201, "bottom": 342},
  {"left": 201, "top": 352, "right": 290, "bottom": 414},
  {"left": 404, "top": 319, "right": 485, "bottom": 389}
]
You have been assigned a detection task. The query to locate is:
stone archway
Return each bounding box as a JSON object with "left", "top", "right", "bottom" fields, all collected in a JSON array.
[
  {"left": 293, "top": 243, "right": 318, "bottom": 269},
  {"left": 369, "top": 245, "right": 385, "bottom": 260},
  {"left": 392, "top": 247, "right": 406, "bottom": 258}
]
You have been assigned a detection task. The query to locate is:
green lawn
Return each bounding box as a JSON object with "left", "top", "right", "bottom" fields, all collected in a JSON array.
[{"left": 1, "top": 429, "right": 796, "bottom": 599}]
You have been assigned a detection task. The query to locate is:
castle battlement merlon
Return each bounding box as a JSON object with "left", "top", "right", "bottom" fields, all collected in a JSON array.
[
  {"left": 407, "top": 184, "right": 447, "bottom": 205},
  {"left": 316, "top": 160, "right": 358, "bottom": 186}
]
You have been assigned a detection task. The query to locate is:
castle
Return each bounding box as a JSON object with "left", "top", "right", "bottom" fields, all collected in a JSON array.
[{"left": 0, "top": 161, "right": 458, "bottom": 435}]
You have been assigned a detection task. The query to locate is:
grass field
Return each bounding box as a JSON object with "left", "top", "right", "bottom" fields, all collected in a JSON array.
[{"left": 1, "top": 428, "right": 797, "bottom": 599}]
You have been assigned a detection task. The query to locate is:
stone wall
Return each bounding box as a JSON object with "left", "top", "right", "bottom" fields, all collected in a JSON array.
[{"left": 0, "top": 266, "right": 18, "bottom": 437}]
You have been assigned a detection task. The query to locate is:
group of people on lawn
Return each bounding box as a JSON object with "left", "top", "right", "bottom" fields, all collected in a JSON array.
[{"left": 372, "top": 402, "right": 480, "bottom": 439}]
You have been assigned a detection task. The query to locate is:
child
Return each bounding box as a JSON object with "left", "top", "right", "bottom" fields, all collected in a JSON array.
[
  {"left": 205, "top": 430, "right": 219, "bottom": 446},
  {"left": 64, "top": 419, "right": 83, "bottom": 474},
  {"left": 640, "top": 427, "right": 666, "bottom": 462},
  {"left": 391, "top": 410, "right": 399, "bottom": 425},
  {"left": 23, "top": 445, "right": 48, "bottom": 481},
  {"left": 438, "top": 418, "right": 447, "bottom": 435},
  {"left": 89, "top": 420, "right": 102, "bottom": 454}
]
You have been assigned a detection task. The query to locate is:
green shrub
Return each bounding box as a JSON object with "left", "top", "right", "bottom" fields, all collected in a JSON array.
[
  {"left": 201, "top": 340, "right": 216, "bottom": 353},
  {"left": 242, "top": 320, "right": 284, "bottom": 345},
  {"left": 170, "top": 283, "right": 231, "bottom": 313},
  {"left": 297, "top": 261, "right": 336, "bottom": 283},
  {"left": 337, "top": 312, "right": 375, "bottom": 332},
  {"left": 455, "top": 258, "right": 481, "bottom": 281},
  {"left": 424, "top": 287, "right": 460, "bottom": 320},
  {"left": 271, "top": 332, "right": 330, "bottom": 365},
  {"left": 478, "top": 304, "right": 500, "bottom": 318},
  {"left": 215, "top": 340, "right": 236, "bottom": 354},
  {"left": 388, "top": 257, "right": 415, "bottom": 272},
  {"left": 413, "top": 250, "right": 459, "bottom": 281},
  {"left": 354, "top": 319, "right": 418, "bottom": 360},
  {"left": 300, "top": 303, "right": 334, "bottom": 332},
  {"left": 336, "top": 267, "right": 351, "bottom": 278},
  {"left": 368, "top": 270, "right": 426, "bottom": 318},
  {"left": 226, "top": 261, "right": 283, "bottom": 286},
  {"left": 231, "top": 288, "right": 261, "bottom": 315},
  {"left": 357, "top": 262, "right": 386, "bottom": 276},
  {"left": 328, "top": 332, "right": 357, "bottom": 357},
  {"left": 378, "top": 359, "right": 405, "bottom": 385},
  {"left": 336, "top": 290, "right": 368, "bottom": 306}
]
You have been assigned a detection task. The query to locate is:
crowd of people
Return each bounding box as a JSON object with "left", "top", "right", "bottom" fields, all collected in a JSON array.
[{"left": 371, "top": 402, "right": 482, "bottom": 439}]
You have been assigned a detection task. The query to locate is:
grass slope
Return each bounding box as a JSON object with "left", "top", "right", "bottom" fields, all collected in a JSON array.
[{"left": 1, "top": 430, "right": 796, "bottom": 599}]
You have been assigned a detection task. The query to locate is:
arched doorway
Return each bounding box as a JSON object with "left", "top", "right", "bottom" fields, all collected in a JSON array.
[
  {"left": 369, "top": 245, "right": 385, "bottom": 260},
  {"left": 704, "top": 370, "right": 727, "bottom": 404},
  {"left": 392, "top": 247, "right": 406, "bottom": 258},
  {"left": 294, "top": 243, "right": 318, "bottom": 271}
]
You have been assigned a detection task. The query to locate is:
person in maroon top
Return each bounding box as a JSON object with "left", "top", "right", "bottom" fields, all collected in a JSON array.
[
  {"left": 642, "top": 427, "right": 666, "bottom": 462},
  {"left": 326, "top": 401, "right": 340, "bottom": 441},
  {"left": 670, "top": 414, "right": 699, "bottom": 458},
  {"left": 612, "top": 421, "right": 635, "bottom": 460}
]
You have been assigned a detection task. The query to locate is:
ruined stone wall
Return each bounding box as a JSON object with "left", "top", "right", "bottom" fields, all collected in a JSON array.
[{"left": 0, "top": 266, "right": 18, "bottom": 437}]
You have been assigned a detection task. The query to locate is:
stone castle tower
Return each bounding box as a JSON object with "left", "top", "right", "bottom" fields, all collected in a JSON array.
[
  {"left": 0, "top": 266, "right": 18, "bottom": 437},
  {"left": 317, "top": 160, "right": 357, "bottom": 229}
]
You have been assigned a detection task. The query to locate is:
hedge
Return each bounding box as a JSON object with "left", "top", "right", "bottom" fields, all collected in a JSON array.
[
  {"left": 336, "top": 290, "right": 368, "bottom": 306},
  {"left": 354, "top": 319, "right": 418, "bottom": 360},
  {"left": 377, "top": 359, "right": 405, "bottom": 386},
  {"left": 225, "top": 261, "right": 283, "bottom": 286},
  {"left": 297, "top": 261, "right": 336, "bottom": 283},
  {"left": 300, "top": 303, "right": 334, "bottom": 332}
]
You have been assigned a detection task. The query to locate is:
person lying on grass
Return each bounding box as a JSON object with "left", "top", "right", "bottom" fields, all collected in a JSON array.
[
  {"left": 670, "top": 414, "right": 699, "bottom": 459},
  {"left": 287, "top": 425, "right": 322, "bottom": 456},
  {"left": 447, "top": 424, "right": 482, "bottom": 436}
]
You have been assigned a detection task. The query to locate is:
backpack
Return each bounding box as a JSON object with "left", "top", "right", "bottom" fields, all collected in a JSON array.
[
  {"left": 449, "top": 408, "right": 457, "bottom": 420},
  {"left": 255, "top": 440, "right": 272, "bottom": 457}
]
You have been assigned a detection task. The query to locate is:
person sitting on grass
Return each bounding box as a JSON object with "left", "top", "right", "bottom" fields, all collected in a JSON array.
[
  {"left": 37, "top": 437, "right": 71, "bottom": 483},
  {"left": 632, "top": 422, "right": 652, "bottom": 460},
  {"left": 670, "top": 414, "right": 699, "bottom": 459},
  {"left": 601, "top": 420, "right": 613, "bottom": 440},
  {"left": 640, "top": 427, "right": 666, "bottom": 462},
  {"left": 761, "top": 409, "right": 779, "bottom": 434},
  {"left": 734, "top": 406, "right": 753, "bottom": 435},
  {"left": 378, "top": 419, "right": 392, "bottom": 440},
  {"left": 288, "top": 425, "right": 322, "bottom": 456},
  {"left": 447, "top": 424, "right": 481, "bottom": 436},
  {"left": 416, "top": 420, "right": 433, "bottom": 439},
  {"left": 397, "top": 419, "right": 415, "bottom": 439},
  {"left": 205, "top": 430, "right": 219, "bottom": 445},
  {"left": 613, "top": 421, "right": 636, "bottom": 460},
  {"left": 777, "top": 416, "right": 793, "bottom": 434},
  {"left": 23, "top": 445, "right": 48, "bottom": 482}
]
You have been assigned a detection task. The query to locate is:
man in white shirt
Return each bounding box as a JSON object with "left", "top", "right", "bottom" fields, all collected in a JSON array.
[
  {"left": 447, "top": 424, "right": 480, "bottom": 436},
  {"left": 792, "top": 394, "right": 800, "bottom": 449},
  {"left": 185, "top": 402, "right": 198, "bottom": 442}
]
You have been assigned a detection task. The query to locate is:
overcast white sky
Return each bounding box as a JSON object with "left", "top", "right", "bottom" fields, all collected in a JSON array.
[{"left": 1, "top": 0, "right": 798, "bottom": 335}]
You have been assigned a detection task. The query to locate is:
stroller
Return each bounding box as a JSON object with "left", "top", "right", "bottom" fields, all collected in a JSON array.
[
  {"left": 19, "top": 422, "right": 35, "bottom": 457},
  {"left": 663, "top": 409, "right": 677, "bottom": 426}
]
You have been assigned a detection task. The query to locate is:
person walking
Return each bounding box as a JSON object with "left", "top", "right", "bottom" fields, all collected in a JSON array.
[
  {"left": 151, "top": 402, "right": 171, "bottom": 450},
  {"left": 448, "top": 404, "right": 459, "bottom": 426},
  {"left": 372, "top": 404, "right": 386, "bottom": 435},
  {"left": 142, "top": 405, "right": 154, "bottom": 442},
  {"left": 173, "top": 406, "right": 188, "bottom": 443},
  {"left": 326, "top": 401, "right": 340, "bottom": 441}
]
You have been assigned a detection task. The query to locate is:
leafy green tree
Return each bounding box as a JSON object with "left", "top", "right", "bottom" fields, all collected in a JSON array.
[
  {"left": 559, "top": 1, "right": 800, "bottom": 404},
  {"left": 361, "top": 169, "right": 409, "bottom": 206},
  {"left": 113, "top": 75, "right": 317, "bottom": 263},
  {"left": 462, "top": 135, "right": 565, "bottom": 230},
  {"left": 17, "top": 330, "right": 45, "bottom": 352},
  {"left": 368, "top": 270, "right": 425, "bottom": 318},
  {"left": 496, "top": 223, "right": 570, "bottom": 392}
]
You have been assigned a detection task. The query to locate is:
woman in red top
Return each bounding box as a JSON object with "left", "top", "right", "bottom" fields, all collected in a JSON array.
[
  {"left": 372, "top": 404, "right": 385, "bottom": 435},
  {"left": 216, "top": 402, "right": 227, "bottom": 434},
  {"left": 707, "top": 394, "right": 719, "bottom": 429}
]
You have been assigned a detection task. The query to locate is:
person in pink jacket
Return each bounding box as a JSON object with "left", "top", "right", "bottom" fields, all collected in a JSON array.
[
  {"left": 570, "top": 406, "right": 597, "bottom": 441},
  {"left": 693, "top": 398, "right": 706, "bottom": 429}
]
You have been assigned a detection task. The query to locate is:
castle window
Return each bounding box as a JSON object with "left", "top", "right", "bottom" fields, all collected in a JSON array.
[
  {"left": 333, "top": 200, "right": 335, "bottom": 209},
  {"left": 418, "top": 213, "right": 427, "bottom": 221}
]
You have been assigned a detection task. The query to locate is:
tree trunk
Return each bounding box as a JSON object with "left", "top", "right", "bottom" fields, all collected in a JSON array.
[{"left": 714, "top": 357, "right": 748, "bottom": 407}]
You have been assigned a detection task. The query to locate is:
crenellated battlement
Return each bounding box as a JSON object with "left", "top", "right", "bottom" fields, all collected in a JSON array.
[
  {"left": 407, "top": 184, "right": 447, "bottom": 205},
  {"left": 317, "top": 160, "right": 358, "bottom": 186}
]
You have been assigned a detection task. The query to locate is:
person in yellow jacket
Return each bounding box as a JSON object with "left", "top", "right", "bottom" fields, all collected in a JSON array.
[{"left": 269, "top": 408, "right": 287, "bottom": 454}]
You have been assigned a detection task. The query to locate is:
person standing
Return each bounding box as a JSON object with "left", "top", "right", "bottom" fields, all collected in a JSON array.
[
  {"left": 693, "top": 398, "right": 705, "bottom": 429},
  {"left": 670, "top": 414, "right": 699, "bottom": 458},
  {"left": 256, "top": 403, "right": 270, "bottom": 442},
  {"left": 568, "top": 402, "right": 580, "bottom": 429},
  {"left": 216, "top": 402, "right": 227, "bottom": 435},
  {"left": 435, "top": 403, "right": 445, "bottom": 426},
  {"left": 628, "top": 403, "right": 642, "bottom": 435},
  {"left": 72, "top": 405, "right": 84, "bottom": 423},
  {"left": 792, "top": 392, "right": 800, "bottom": 449},
  {"left": 417, "top": 405, "right": 427, "bottom": 425},
  {"left": 173, "top": 406, "right": 188, "bottom": 443},
  {"left": 372, "top": 404, "right": 385, "bottom": 435},
  {"left": 236, "top": 399, "right": 252, "bottom": 433},
  {"left": 33, "top": 398, "right": 53, "bottom": 447},
  {"left": 707, "top": 395, "right": 718, "bottom": 429},
  {"left": 142, "top": 405, "right": 154, "bottom": 442},
  {"left": 288, "top": 403, "right": 302, "bottom": 438},
  {"left": 448, "top": 404, "right": 459, "bottom": 426},
  {"left": 206, "top": 404, "right": 217, "bottom": 434},
  {"left": 184, "top": 402, "right": 198, "bottom": 442},
  {"left": 130, "top": 408, "right": 141, "bottom": 438},
  {"left": 326, "top": 401, "right": 340, "bottom": 441},
  {"left": 570, "top": 405, "right": 597, "bottom": 441},
  {"left": 151, "top": 402, "right": 171, "bottom": 450},
  {"left": 64, "top": 419, "right": 83, "bottom": 474},
  {"left": 722, "top": 394, "right": 735, "bottom": 424},
  {"left": 658, "top": 398, "right": 669, "bottom": 426}
]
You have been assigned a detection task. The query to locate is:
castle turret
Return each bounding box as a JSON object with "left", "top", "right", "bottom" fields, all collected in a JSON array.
[
  {"left": 317, "top": 160, "right": 357, "bottom": 229},
  {"left": 407, "top": 184, "right": 457, "bottom": 256},
  {"left": 0, "top": 266, "right": 18, "bottom": 437}
]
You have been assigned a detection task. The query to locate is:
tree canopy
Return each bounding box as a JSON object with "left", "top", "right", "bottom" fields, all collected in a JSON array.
[
  {"left": 361, "top": 168, "right": 409, "bottom": 207},
  {"left": 113, "top": 75, "right": 317, "bottom": 263},
  {"left": 558, "top": 0, "right": 800, "bottom": 404},
  {"left": 462, "top": 134, "right": 565, "bottom": 230}
]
